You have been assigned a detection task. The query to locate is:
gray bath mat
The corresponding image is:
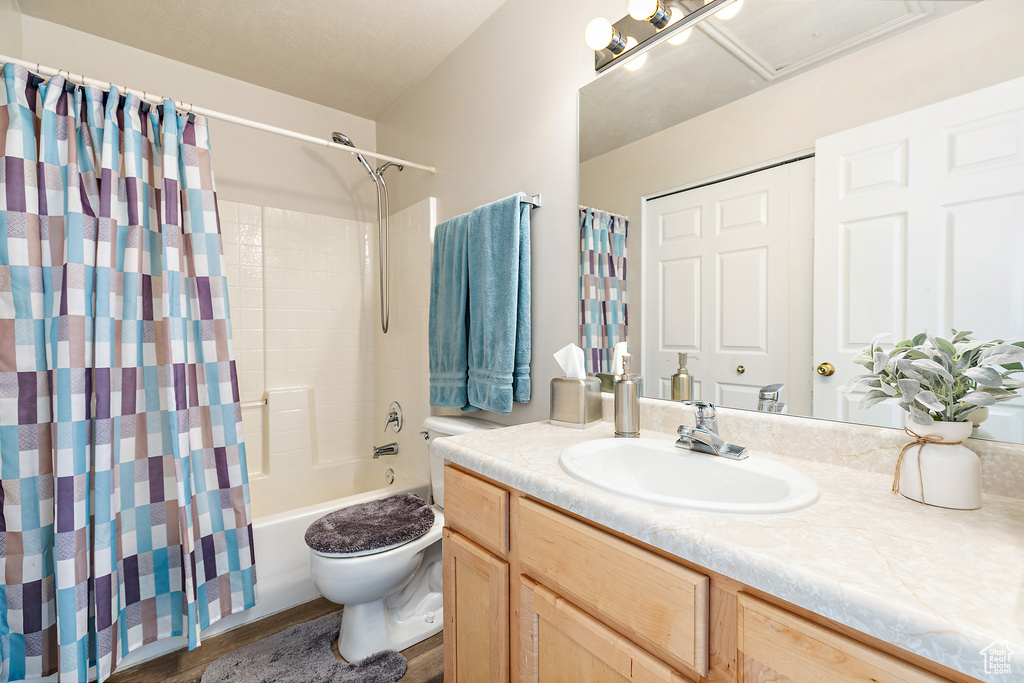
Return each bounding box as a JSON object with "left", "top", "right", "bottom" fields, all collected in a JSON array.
[{"left": 200, "top": 611, "right": 407, "bottom": 683}]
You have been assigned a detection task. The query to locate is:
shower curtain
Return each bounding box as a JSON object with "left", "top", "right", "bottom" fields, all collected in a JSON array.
[
  {"left": 0, "top": 64, "right": 255, "bottom": 682},
  {"left": 579, "top": 206, "right": 628, "bottom": 374}
]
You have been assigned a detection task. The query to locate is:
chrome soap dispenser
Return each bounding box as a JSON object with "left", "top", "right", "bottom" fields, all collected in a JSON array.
[
  {"left": 670, "top": 353, "right": 696, "bottom": 401},
  {"left": 614, "top": 355, "right": 640, "bottom": 438}
]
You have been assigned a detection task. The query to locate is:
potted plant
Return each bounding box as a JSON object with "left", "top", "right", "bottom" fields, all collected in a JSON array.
[{"left": 839, "top": 331, "right": 1024, "bottom": 509}]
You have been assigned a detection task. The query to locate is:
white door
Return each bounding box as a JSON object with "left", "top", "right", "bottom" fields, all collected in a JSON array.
[
  {"left": 642, "top": 159, "right": 814, "bottom": 412},
  {"left": 814, "top": 75, "right": 1024, "bottom": 441}
]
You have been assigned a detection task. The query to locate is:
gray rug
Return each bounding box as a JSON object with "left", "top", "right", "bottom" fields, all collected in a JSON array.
[{"left": 200, "top": 612, "right": 407, "bottom": 683}]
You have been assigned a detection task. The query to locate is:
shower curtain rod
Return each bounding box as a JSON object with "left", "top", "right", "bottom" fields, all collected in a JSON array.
[{"left": 0, "top": 53, "right": 437, "bottom": 174}]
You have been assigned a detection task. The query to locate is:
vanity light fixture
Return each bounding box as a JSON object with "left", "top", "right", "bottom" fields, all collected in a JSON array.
[
  {"left": 587, "top": 0, "right": 738, "bottom": 73},
  {"left": 705, "top": 0, "right": 743, "bottom": 20},
  {"left": 622, "top": 37, "right": 648, "bottom": 71},
  {"left": 666, "top": 7, "right": 692, "bottom": 45},
  {"left": 628, "top": 0, "right": 672, "bottom": 29},
  {"left": 585, "top": 17, "right": 627, "bottom": 54}
]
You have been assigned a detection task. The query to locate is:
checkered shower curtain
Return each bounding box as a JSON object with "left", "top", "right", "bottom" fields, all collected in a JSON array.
[
  {"left": 579, "top": 206, "right": 628, "bottom": 374},
  {"left": 0, "top": 64, "right": 256, "bottom": 682}
]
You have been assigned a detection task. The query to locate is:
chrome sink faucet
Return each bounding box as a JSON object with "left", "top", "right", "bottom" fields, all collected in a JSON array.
[{"left": 676, "top": 401, "right": 748, "bottom": 460}]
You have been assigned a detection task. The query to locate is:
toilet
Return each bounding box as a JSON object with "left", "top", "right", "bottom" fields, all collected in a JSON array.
[{"left": 306, "top": 415, "right": 500, "bottom": 662}]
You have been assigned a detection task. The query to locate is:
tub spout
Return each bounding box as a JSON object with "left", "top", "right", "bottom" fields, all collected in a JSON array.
[{"left": 373, "top": 442, "right": 399, "bottom": 458}]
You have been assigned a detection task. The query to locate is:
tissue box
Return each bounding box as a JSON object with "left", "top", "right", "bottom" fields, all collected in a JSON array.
[{"left": 550, "top": 377, "right": 602, "bottom": 428}]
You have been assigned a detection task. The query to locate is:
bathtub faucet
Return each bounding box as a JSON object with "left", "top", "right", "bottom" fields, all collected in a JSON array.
[{"left": 373, "top": 442, "right": 399, "bottom": 458}]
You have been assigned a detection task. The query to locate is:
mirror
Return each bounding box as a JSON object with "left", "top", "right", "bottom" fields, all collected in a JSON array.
[{"left": 578, "top": 0, "right": 1024, "bottom": 444}]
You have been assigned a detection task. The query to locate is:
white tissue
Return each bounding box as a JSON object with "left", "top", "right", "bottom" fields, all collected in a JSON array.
[
  {"left": 612, "top": 342, "right": 629, "bottom": 375},
  {"left": 554, "top": 343, "right": 586, "bottom": 379}
]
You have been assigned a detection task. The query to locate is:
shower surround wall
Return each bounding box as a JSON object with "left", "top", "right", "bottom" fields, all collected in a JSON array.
[{"left": 218, "top": 198, "right": 436, "bottom": 519}]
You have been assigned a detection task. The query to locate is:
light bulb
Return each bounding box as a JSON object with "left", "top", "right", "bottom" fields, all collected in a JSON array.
[
  {"left": 628, "top": 0, "right": 659, "bottom": 22},
  {"left": 705, "top": 0, "right": 743, "bottom": 20},
  {"left": 585, "top": 17, "right": 614, "bottom": 51},
  {"left": 665, "top": 7, "right": 692, "bottom": 45},
  {"left": 623, "top": 37, "right": 647, "bottom": 72}
]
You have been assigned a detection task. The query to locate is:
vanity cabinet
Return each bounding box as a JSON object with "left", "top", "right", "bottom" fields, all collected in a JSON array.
[{"left": 442, "top": 464, "right": 974, "bottom": 683}]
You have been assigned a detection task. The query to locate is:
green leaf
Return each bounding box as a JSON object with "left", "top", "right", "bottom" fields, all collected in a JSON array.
[
  {"left": 909, "top": 406, "right": 934, "bottom": 425},
  {"left": 858, "top": 389, "right": 892, "bottom": 410},
  {"left": 911, "top": 359, "right": 954, "bottom": 383},
  {"left": 965, "top": 366, "right": 1003, "bottom": 387},
  {"left": 960, "top": 391, "right": 996, "bottom": 407},
  {"left": 979, "top": 344, "right": 1024, "bottom": 366},
  {"left": 915, "top": 390, "right": 944, "bottom": 412},
  {"left": 951, "top": 330, "right": 974, "bottom": 342}
]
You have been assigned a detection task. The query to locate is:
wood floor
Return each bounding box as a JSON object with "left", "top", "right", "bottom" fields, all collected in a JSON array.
[{"left": 108, "top": 597, "right": 443, "bottom": 683}]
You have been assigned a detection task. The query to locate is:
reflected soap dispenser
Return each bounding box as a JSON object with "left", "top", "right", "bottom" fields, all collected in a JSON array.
[
  {"left": 670, "top": 353, "right": 696, "bottom": 401},
  {"left": 614, "top": 355, "right": 640, "bottom": 438}
]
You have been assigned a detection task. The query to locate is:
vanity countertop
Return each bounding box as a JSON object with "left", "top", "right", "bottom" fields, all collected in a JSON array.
[{"left": 433, "top": 420, "right": 1024, "bottom": 682}]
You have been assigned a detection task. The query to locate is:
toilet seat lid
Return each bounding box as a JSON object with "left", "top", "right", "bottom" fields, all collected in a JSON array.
[{"left": 304, "top": 492, "right": 435, "bottom": 556}]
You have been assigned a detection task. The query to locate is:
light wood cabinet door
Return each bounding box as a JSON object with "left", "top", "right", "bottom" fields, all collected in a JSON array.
[
  {"left": 737, "top": 593, "right": 949, "bottom": 683},
  {"left": 443, "top": 527, "right": 510, "bottom": 682},
  {"left": 518, "top": 498, "right": 710, "bottom": 676},
  {"left": 519, "top": 576, "right": 693, "bottom": 683}
]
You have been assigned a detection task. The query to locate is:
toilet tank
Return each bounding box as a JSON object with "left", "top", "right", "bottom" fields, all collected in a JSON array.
[{"left": 424, "top": 416, "right": 502, "bottom": 508}]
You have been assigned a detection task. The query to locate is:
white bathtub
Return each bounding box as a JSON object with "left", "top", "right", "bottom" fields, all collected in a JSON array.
[{"left": 115, "top": 460, "right": 429, "bottom": 670}]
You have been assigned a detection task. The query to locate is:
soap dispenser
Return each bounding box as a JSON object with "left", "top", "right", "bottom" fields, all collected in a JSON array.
[
  {"left": 614, "top": 355, "right": 640, "bottom": 438},
  {"left": 670, "top": 353, "right": 696, "bottom": 401}
]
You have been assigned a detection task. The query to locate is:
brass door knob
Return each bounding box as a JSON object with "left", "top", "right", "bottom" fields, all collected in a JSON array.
[
  {"left": 817, "top": 362, "right": 835, "bottom": 376},
  {"left": 736, "top": 365, "right": 745, "bottom": 374}
]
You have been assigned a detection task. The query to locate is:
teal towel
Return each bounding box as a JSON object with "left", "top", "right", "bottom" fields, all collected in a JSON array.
[
  {"left": 429, "top": 212, "right": 471, "bottom": 409},
  {"left": 466, "top": 193, "right": 531, "bottom": 414},
  {"left": 428, "top": 193, "right": 531, "bottom": 414}
]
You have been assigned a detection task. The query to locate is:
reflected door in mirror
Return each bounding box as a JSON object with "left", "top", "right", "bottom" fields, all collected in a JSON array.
[
  {"left": 642, "top": 160, "right": 814, "bottom": 412},
  {"left": 813, "top": 75, "right": 1024, "bottom": 442}
]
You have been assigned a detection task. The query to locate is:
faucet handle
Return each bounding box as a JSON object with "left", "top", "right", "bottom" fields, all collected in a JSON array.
[{"left": 682, "top": 400, "right": 716, "bottom": 419}]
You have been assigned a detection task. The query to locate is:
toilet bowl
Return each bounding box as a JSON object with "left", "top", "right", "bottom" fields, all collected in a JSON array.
[{"left": 306, "top": 415, "right": 500, "bottom": 662}]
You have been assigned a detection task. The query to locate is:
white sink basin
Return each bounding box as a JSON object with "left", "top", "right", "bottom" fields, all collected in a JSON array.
[{"left": 559, "top": 438, "right": 820, "bottom": 514}]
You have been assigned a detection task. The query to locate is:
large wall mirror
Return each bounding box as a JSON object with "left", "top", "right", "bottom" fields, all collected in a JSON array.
[{"left": 578, "top": 0, "right": 1024, "bottom": 445}]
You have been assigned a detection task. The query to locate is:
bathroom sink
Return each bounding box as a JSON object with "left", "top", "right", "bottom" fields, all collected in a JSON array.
[{"left": 559, "top": 438, "right": 819, "bottom": 514}]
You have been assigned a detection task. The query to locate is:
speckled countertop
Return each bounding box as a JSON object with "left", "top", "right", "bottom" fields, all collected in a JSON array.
[{"left": 432, "top": 418, "right": 1024, "bottom": 682}]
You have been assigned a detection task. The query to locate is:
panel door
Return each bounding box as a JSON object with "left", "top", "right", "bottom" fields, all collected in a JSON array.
[
  {"left": 443, "top": 528, "right": 510, "bottom": 682},
  {"left": 814, "top": 75, "right": 1024, "bottom": 441},
  {"left": 642, "top": 159, "right": 814, "bottom": 413},
  {"left": 519, "top": 576, "right": 692, "bottom": 683}
]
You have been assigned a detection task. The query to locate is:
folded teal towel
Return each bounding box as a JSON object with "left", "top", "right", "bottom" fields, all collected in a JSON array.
[
  {"left": 428, "top": 193, "right": 531, "bottom": 414},
  {"left": 466, "top": 193, "right": 531, "bottom": 414},
  {"left": 429, "top": 212, "right": 471, "bottom": 409}
]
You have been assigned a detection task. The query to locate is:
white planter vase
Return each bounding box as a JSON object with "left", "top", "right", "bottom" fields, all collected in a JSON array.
[{"left": 898, "top": 420, "right": 981, "bottom": 510}]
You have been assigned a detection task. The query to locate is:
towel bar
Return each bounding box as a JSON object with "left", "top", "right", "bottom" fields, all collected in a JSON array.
[{"left": 521, "top": 193, "right": 542, "bottom": 208}]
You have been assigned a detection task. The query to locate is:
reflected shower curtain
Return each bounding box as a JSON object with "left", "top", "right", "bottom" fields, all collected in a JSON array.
[
  {"left": 579, "top": 206, "right": 628, "bottom": 374},
  {"left": 0, "top": 64, "right": 255, "bottom": 682}
]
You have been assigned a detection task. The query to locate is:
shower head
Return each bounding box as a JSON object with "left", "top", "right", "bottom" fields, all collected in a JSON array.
[{"left": 332, "top": 131, "right": 375, "bottom": 178}]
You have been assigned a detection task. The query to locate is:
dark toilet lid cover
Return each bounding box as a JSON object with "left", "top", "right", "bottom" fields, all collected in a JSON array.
[{"left": 304, "top": 492, "right": 435, "bottom": 555}]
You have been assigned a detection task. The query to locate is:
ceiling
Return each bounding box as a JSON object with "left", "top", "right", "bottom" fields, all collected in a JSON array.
[
  {"left": 16, "top": 0, "right": 508, "bottom": 120},
  {"left": 580, "top": 0, "right": 978, "bottom": 161}
]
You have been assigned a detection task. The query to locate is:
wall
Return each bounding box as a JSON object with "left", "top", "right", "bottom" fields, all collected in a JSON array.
[
  {"left": 0, "top": 0, "right": 21, "bottom": 57},
  {"left": 377, "top": 0, "right": 622, "bottom": 425},
  {"left": 13, "top": 14, "right": 378, "bottom": 220},
  {"left": 579, "top": 1, "right": 1024, "bottom": 366}
]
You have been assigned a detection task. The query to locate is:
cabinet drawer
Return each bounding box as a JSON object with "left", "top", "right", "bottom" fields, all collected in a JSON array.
[
  {"left": 444, "top": 465, "right": 509, "bottom": 557},
  {"left": 737, "top": 593, "right": 948, "bottom": 683},
  {"left": 520, "top": 576, "right": 693, "bottom": 683},
  {"left": 518, "top": 498, "right": 709, "bottom": 677}
]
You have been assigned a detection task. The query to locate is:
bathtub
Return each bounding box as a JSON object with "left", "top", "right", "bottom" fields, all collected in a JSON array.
[{"left": 115, "top": 460, "right": 429, "bottom": 670}]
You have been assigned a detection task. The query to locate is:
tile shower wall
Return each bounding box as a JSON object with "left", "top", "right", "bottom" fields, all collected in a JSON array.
[
  {"left": 219, "top": 199, "right": 377, "bottom": 518},
  {"left": 218, "top": 197, "right": 436, "bottom": 518}
]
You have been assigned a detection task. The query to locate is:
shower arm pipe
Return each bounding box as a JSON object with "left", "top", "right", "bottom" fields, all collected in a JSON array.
[
  {"left": 376, "top": 171, "right": 391, "bottom": 334},
  {"left": 0, "top": 53, "right": 437, "bottom": 174}
]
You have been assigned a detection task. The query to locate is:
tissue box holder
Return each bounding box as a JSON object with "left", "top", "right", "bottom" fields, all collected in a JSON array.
[{"left": 550, "top": 377, "right": 602, "bottom": 428}]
